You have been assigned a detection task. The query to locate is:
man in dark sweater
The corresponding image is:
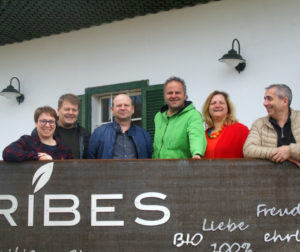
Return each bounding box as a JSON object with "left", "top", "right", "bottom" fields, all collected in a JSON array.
[{"left": 55, "top": 94, "right": 90, "bottom": 159}]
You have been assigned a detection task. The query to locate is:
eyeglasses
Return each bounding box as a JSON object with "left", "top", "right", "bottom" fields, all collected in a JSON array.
[{"left": 38, "top": 119, "right": 55, "bottom": 126}]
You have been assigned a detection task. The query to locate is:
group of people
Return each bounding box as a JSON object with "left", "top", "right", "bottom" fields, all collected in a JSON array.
[
  {"left": 2, "top": 76, "right": 300, "bottom": 167},
  {"left": 3, "top": 94, "right": 90, "bottom": 161}
]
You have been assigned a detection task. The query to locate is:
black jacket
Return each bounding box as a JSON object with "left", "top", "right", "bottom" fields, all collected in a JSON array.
[{"left": 31, "top": 122, "right": 90, "bottom": 159}]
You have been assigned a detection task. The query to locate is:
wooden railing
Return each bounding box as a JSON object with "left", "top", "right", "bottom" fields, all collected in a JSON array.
[{"left": 0, "top": 159, "right": 299, "bottom": 252}]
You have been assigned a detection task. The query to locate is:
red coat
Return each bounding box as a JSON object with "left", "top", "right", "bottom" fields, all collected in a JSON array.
[{"left": 204, "top": 122, "right": 249, "bottom": 158}]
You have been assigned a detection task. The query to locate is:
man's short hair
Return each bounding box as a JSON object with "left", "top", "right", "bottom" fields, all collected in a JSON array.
[
  {"left": 266, "top": 84, "right": 293, "bottom": 106},
  {"left": 112, "top": 93, "right": 133, "bottom": 107},
  {"left": 58, "top": 93, "right": 80, "bottom": 109},
  {"left": 34, "top": 106, "right": 58, "bottom": 122},
  {"left": 164, "top": 76, "right": 187, "bottom": 95}
]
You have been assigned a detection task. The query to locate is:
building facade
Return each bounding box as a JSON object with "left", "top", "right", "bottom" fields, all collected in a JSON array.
[{"left": 1, "top": 0, "right": 300, "bottom": 157}]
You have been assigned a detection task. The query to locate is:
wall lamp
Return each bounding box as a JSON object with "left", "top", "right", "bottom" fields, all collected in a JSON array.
[
  {"left": 219, "top": 39, "right": 246, "bottom": 73},
  {"left": 0, "top": 77, "right": 25, "bottom": 104}
]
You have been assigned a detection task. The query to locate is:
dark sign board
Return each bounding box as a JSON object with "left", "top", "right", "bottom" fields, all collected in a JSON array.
[{"left": 0, "top": 159, "right": 299, "bottom": 252}]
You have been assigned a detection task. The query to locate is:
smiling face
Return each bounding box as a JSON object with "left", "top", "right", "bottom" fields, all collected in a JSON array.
[
  {"left": 111, "top": 94, "right": 134, "bottom": 122},
  {"left": 57, "top": 101, "right": 79, "bottom": 129},
  {"left": 164, "top": 81, "right": 187, "bottom": 113},
  {"left": 264, "top": 87, "right": 288, "bottom": 119},
  {"left": 35, "top": 112, "right": 56, "bottom": 140},
  {"left": 209, "top": 94, "right": 228, "bottom": 122}
]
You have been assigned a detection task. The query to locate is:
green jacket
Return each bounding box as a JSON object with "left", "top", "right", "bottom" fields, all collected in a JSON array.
[{"left": 153, "top": 102, "right": 207, "bottom": 159}]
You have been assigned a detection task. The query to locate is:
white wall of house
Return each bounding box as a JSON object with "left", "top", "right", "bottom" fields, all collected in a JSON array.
[{"left": 0, "top": 0, "right": 299, "bottom": 158}]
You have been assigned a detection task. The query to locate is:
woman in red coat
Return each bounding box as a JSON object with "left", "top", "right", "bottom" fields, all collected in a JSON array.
[{"left": 202, "top": 90, "right": 249, "bottom": 158}]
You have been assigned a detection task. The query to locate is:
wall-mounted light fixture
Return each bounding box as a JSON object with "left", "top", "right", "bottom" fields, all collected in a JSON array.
[
  {"left": 219, "top": 39, "right": 246, "bottom": 73},
  {"left": 0, "top": 77, "right": 25, "bottom": 104}
]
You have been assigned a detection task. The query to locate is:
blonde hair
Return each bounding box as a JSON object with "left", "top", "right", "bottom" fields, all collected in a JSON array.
[{"left": 202, "top": 90, "right": 238, "bottom": 129}]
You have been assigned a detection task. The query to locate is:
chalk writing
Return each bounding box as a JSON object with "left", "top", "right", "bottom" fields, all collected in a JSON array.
[
  {"left": 1, "top": 161, "right": 300, "bottom": 250},
  {"left": 264, "top": 229, "right": 300, "bottom": 243},
  {"left": 202, "top": 218, "right": 249, "bottom": 232},
  {"left": 0, "top": 247, "right": 35, "bottom": 252},
  {"left": 173, "top": 232, "right": 203, "bottom": 247},
  {"left": 257, "top": 203, "right": 300, "bottom": 217},
  {"left": 0, "top": 248, "right": 82, "bottom": 252},
  {"left": 210, "top": 242, "right": 252, "bottom": 252}
]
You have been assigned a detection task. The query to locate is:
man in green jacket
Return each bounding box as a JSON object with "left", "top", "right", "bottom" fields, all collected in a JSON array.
[{"left": 153, "top": 76, "right": 207, "bottom": 159}]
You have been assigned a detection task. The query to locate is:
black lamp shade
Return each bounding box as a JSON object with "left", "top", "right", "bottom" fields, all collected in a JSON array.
[
  {"left": 0, "top": 77, "right": 25, "bottom": 104},
  {"left": 219, "top": 49, "right": 245, "bottom": 66},
  {"left": 219, "top": 39, "right": 246, "bottom": 73},
  {"left": 0, "top": 84, "right": 21, "bottom": 98}
]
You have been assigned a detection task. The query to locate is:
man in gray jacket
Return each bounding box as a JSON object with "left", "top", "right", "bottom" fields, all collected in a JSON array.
[{"left": 243, "top": 84, "right": 300, "bottom": 167}]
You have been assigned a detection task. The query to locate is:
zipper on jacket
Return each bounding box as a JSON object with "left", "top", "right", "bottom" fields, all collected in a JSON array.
[
  {"left": 158, "top": 118, "right": 169, "bottom": 158},
  {"left": 167, "top": 115, "right": 178, "bottom": 149},
  {"left": 281, "top": 127, "right": 284, "bottom": 138}
]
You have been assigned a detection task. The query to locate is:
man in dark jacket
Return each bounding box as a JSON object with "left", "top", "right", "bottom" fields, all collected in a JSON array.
[
  {"left": 55, "top": 93, "right": 90, "bottom": 159},
  {"left": 87, "top": 94, "right": 152, "bottom": 159},
  {"left": 32, "top": 94, "right": 90, "bottom": 158}
]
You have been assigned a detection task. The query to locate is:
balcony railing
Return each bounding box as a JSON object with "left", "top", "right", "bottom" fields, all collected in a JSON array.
[{"left": 0, "top": 159, "right": 298, "bottom": 252}]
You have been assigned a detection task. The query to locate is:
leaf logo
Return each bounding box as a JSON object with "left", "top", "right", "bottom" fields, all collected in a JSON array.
[{"left": 32, "top": 162, "right": 54, "bottom": 193}]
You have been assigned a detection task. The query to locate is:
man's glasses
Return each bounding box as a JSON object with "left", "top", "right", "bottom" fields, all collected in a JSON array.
[{"left": 38, "top": 119, "right": 55, "bottom": 126}]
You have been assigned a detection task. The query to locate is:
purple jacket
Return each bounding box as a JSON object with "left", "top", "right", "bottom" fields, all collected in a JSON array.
[{"left": 2, "top": 135, "right": 72, "bottom": 162}]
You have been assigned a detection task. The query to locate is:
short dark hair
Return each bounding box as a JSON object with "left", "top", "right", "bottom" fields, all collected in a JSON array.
[
  {"left": 34, "top": 106, "right": 58, "bottom": 122},
  {"left": 164, "top": 76, "right": 187, "bottom": 95},
  {"left": 58, "top": 93, "right": 80, "bottom": 109},
  {"left": 265, "top": 84, "right": 292, "bottom": 106}
]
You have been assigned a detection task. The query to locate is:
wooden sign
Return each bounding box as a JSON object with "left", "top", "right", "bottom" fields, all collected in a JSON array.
[{"left": 0, "top": 159, "right": 299, "bottom": 252}]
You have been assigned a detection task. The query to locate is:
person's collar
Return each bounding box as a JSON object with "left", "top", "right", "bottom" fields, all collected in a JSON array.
[
  {"left": 161, "top": 100, "right": 191, "bottom": 114},
  {"left": 113, "top": 119, "right": 132, "bottom": 133},
  {"left": 57, "top": 120, "right": 78, "bottom": 129},
  {"left": 269, "top": 108, "right": 291, "bottom": 127}
]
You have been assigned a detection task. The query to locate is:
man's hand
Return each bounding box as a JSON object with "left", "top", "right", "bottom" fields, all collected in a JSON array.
[
  {"left": 38, "top": 152, "right": 53, "bottom": 161},
  {"left": 192, "top": 154, "right": 202, "bottom": 160},
  {"left": 288, "top": 158, "right": 300, "bottom": 168},
  {"left": 269, "top": 145, "right": 291, "bottom": 163}
]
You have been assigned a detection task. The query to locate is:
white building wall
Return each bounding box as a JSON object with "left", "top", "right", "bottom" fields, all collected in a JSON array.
[{"left": 0, "top": 0, "right": 299, "bottom": 157}]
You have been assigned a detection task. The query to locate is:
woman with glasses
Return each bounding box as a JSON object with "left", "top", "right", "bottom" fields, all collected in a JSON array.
[{"left": 3, "top": 106, "right": 72, "bottom": 161}]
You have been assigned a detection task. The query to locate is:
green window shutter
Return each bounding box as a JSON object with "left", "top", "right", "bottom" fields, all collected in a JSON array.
[
  {"left": 143, "top": 84, "right": 164, "bottom": 140},
  {"left": 82, "top": 80, "right": 163, "bottom": 137},
  {"left": 77, "top": 94, "right": 87, "bottom": 130}
]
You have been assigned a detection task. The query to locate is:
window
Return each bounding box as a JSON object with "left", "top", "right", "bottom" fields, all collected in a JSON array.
[{"left": 79, "top": 80, "right": 164, "bottom": 140}]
